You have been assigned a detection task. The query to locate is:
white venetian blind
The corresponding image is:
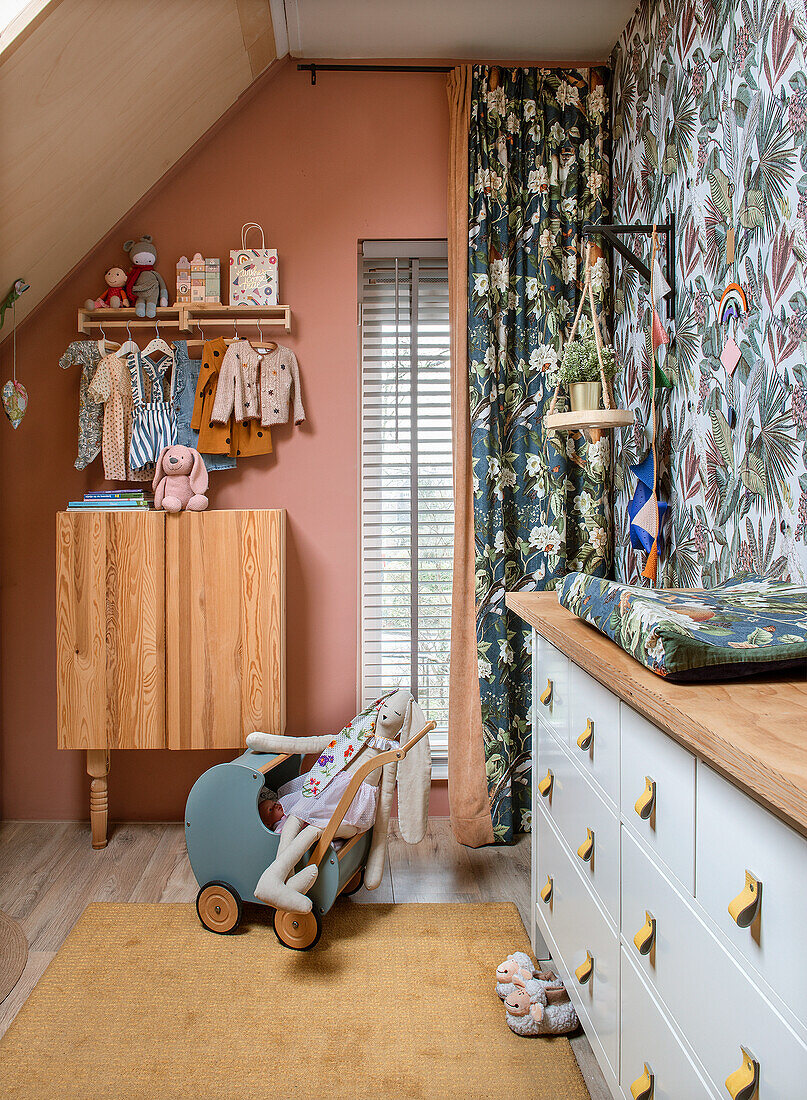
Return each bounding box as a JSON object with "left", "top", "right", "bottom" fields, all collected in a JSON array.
[{"left": 359, "top": 240, "right": 452, "bottom": 766}]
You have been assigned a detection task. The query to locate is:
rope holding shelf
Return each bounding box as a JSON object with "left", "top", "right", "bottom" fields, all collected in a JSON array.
[{"left": 547, "top": 241, "right": 615, "bottom": 416}]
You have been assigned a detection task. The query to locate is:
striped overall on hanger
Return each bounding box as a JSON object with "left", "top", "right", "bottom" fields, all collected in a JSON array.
[{"left": 127, "top": 348, "right": 177, "bottom": 472}]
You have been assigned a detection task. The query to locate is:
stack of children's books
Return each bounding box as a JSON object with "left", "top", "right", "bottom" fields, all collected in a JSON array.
[{"left": 67, "top": 490, "right": 154, "bottom": 511}]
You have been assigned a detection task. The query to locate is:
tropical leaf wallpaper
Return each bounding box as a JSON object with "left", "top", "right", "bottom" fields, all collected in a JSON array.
[{"left": 611, "top": 0, "right": 807, "bottom": 587}]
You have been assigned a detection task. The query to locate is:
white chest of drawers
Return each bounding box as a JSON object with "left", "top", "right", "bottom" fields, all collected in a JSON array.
[{"left": 509, "top": 593, "right": 807, "bottom": 1100}]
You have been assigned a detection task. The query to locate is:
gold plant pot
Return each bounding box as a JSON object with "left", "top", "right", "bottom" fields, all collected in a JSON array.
[{"left": 569, "top": 381, "right": 602, "bottom": 412}]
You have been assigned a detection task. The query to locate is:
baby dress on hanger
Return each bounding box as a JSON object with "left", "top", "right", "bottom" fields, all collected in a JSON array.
[
  {"left": 127, "top": 346, "right": 177, "bottom": 472},
  {"left": 59, "top": 340, "right": 103, "bottom": 470},
  {"left": 87, "top": 353, "right": 151, "bottom": 481}
]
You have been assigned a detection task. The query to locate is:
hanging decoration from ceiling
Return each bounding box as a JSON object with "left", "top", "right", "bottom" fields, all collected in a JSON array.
[
  {"left": 1, "top": 283, "right": 29, "bottom": 429},
  {"left": 628, "top": 228, "right": 669, "bottom": 583}
]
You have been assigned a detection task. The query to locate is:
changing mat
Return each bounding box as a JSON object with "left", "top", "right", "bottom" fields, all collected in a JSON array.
[{"left": 557, "top": 573, "right": 807, "bottom": 681}]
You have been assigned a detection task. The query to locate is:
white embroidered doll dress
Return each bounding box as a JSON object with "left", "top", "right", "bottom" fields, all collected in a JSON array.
[{"left": 275, "top": 694, "right": 397, "bottom": 831}]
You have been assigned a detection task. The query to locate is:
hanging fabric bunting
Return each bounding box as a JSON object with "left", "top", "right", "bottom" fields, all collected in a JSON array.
[{"left": 628, "top": 226, "right": 668, "bottom": 584}]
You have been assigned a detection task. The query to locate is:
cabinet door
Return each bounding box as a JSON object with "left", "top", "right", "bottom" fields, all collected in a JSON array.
[
  {"left": 56, "top": 511, "right": 165, "bottom": 750},
  {"left": 165, "top": 509, "right": 285, "bottom": 749}
]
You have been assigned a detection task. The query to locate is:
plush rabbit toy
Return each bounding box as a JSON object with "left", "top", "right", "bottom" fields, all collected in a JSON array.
[
  {"left": 246, "top": 688, "right": 431, "bottom": 914},
  {"left": 152, "top": 444, "right": 209, "bottom": 512}
]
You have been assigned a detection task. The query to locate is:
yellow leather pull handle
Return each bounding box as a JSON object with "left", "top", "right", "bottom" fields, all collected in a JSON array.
[
  {"left": 629, "top": 1063, "right": 654, "bottom": 1100},
  {"left": 728, "top": 871, "right": 762, "bottom": 929},
  {"left": 577, "top": 718, "right": 594, "bottom": 751},
  {"left": 725, "top": 1046, "right": 759, "bottom": 1100},
  {"left": 538, "top": 769, "right": 554, "bottom": 797},
  {"left": 634, "top": 776, "right": 656, "bottom": 820},
  {"left": 539, "top": 679, "right": 553, "bottom": 707},
  {"left": 633, "top": 911, "right": 656, "bottom": 956},
  {"left": 576, "top": 827, "right": 595, "bottom": 863},
  {"left": 540, "top": 875, "right": 553, "bottom": 904},
  {"left": 574, "top": 950, "right": 593, "bottom": 984}
]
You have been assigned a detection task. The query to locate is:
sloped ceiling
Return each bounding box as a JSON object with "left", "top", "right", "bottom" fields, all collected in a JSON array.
[
  {"left": 0, "top": 0, "right": 279, "bottom": 326},
  {"left": 279, "top": 0, "right": 636, "bottom": 62}
]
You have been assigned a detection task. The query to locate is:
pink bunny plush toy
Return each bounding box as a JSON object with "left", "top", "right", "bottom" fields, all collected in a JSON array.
[{"left": 152, "top": 445, "right": 209, "bottom": 512}]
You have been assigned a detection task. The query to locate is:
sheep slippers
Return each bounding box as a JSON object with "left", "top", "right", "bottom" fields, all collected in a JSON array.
[{"left": 495, "top": 952, "right": 579, "bottom": 1037}]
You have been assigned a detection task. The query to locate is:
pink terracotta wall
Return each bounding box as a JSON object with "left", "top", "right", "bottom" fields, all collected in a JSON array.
[{"left": 0, "top": 62, "right": 450, "bottom": 821}]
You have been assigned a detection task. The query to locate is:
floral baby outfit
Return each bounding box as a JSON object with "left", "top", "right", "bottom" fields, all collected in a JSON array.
[
  {"left": 60, "top": 340, "right": 103, "bottom": 470},
  {"left": 87, "top": 353, "right": 150, "bottom": 482},
  {"left": 275, "top": 692, "right": 397, "bottom": 830}
]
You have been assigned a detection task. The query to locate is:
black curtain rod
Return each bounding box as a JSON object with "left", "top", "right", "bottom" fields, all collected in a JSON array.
[{"left": 298, "top": 63, "right": 452, "bottom": 85}]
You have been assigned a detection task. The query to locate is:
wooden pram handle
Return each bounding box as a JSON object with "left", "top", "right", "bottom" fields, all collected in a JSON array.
[{"left": 307, "top": 721, "right": 436, "bottom": 870}]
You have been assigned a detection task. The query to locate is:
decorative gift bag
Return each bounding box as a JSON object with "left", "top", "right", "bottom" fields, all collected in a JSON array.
[{"left": 229, "top": 222, "right": 278, "bottom": 306}]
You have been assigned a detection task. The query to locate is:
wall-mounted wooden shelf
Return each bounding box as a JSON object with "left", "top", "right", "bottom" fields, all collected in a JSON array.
[
  {"left": 77, "top": 303, "right": 292, "bottom": 335},
  {"left": 544, "top": 408, "right": 634, "bottom": 431}
]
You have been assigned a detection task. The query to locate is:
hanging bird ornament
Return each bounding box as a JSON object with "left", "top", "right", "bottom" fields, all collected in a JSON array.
[{"left": 1, "top": 280, "right": 30, "bottom": 429}]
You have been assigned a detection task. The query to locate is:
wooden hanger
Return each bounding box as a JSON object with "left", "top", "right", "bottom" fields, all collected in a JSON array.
[
  {"left": 96, "top": 327, "right": 120, "bottom": 354},
  {"left": 252, "top": 318, "right": 278, "bottom": 353},
  {"left": 115, "top": 321, "right": 139, "bottom": 358},
  {"left": 141, "top": 318, "right": 175, "bottom": 363},
  {"left": 183, "top": 317, "right": 206, "bottom": 351}
]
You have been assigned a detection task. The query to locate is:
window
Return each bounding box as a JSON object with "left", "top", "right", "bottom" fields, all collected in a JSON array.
[{"left": 359, "top": 240, "right": 452, "bottom": 769}]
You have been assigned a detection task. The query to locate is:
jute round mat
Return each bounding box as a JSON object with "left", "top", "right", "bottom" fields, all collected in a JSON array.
[
  {"left": 0, "top": 910, "right": 27, "bottom": 1005},
  {"left": 0, "top": 901, "right": 587, "bottom": 1099}
]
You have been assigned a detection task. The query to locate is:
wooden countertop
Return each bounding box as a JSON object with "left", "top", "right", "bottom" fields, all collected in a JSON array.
[{"left": 506, "top": 592, "right": 807, "bottom": 836}]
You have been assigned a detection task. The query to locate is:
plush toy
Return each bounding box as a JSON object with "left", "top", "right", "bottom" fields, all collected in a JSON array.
[
  {"left": 124, "top": 235, "right": 169, "bottom": 318},
  {"left": 152, "top": 445, "right": 209, "bottom": 512},
  {"left": 495, "top": 952, "right": 564, "bottom": 1000},
  {"left": 246, "top": 688, "right": 431, "bottom": 913},
  {"left": 503, "top": 975, "right": 579, "bottom": 1037},
  {"left": 84, "top": 268, "right": 130, "bottom": 310}
]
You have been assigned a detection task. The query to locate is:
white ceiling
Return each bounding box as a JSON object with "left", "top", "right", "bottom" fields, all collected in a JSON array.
[{"left": 276, "top": 0, "right": 636, "bottom": 63}]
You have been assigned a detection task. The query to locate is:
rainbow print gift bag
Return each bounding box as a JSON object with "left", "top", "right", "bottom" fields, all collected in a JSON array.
[{"left": 229, "top": 222, "right": 278, "bottom": 307}]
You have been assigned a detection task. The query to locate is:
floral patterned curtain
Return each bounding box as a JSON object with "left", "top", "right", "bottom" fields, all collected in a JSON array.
[{"left": 468, "top": 65, "right": 611, "bottom": 842}]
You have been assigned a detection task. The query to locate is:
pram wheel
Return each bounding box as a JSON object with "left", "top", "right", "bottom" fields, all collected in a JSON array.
[
  {"left": 196, "top": 881, "right": 242, "bottom": 934},
  {"left": 342, "top": 868, "right": 365, "bottom": 896},
  {"left": 274, "top": 908, "right": 321, "bottom": 950}
]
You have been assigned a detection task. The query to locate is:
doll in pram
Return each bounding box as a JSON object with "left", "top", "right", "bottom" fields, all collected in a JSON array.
[{"left": 185, "top": 689, "right": 433, "bottom": 949}]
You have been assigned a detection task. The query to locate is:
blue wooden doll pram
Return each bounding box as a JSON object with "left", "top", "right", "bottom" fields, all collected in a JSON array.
[{"left": 185, "top": 720, "right": 434, "bottom": 949}]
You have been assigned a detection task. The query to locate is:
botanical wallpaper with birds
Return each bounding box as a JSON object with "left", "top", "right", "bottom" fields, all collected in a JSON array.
[
  {"left": 467, "top": 66, "right": 611, "bottom": 841},
  {"left": 611, "top": 0, "right": 807, "bottom": 587}
]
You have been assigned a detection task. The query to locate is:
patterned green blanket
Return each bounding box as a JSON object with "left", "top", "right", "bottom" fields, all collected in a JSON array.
[{"left": 557, "top": 573, "right": 807, "bottom": 681}]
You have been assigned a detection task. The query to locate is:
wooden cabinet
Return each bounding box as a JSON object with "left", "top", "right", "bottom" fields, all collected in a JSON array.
[{"left": 56, "top": 509, "right": 285, "bottom": 846}]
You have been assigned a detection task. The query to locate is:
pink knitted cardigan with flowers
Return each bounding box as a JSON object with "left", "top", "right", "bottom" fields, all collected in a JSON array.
[{"left": 259, "top": 345, "right": 305, "bottom": 427}]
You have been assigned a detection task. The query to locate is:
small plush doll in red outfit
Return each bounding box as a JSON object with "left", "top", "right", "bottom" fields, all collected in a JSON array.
[{"left": 84, "top": 267, "right": 130, "bottom": 310}]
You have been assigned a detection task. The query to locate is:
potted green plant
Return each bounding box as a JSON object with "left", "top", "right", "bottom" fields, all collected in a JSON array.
[{"left": 559, "top": 317, "right": 619, "bottom": 412}]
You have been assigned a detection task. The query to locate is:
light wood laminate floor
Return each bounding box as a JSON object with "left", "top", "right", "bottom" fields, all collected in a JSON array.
[{"left": 0, "top": 819, "right": 608, "bottom": 1098}]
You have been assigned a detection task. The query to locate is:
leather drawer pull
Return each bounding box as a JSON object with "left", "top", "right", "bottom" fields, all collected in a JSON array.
[
  {"left": 576, "top": 827, "right": 595, "bottom": 863},
  {"left": 577, "top": 718, "right": 594, "bottom": 751},
  {"left": 633, "top": 911, "right": 656, "bottom": 956},
  {"left": 629, "top": 1063, "right": 654, "bottom": 1100},
  {"left": 537, "top": 769, "right": 554, "bottom": 798},
  {"left": 540, "top": 875, "right": 553, "bottom": 904},
  {"left": 728, "top": 871, "right": 762, "bottom": 929},
  {"left": 574, "top": 950, "right": 593, "bottom": 984},
  {"left": 725, "top": 1047, "right": 759, "bottom": 1100},
  {"left": 634, "top": 776, "right": 656, "bottom": 820},
  {"left": 539, "top": 679, "right": 553, "bottom": 707}
]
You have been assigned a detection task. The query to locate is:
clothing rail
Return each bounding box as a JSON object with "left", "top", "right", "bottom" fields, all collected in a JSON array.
[
  {"left": 77, "top": 304, "right": 292, "bottom": 335},
  {"left": 297, "top": 63, "right": 452, "bottom": 85}
]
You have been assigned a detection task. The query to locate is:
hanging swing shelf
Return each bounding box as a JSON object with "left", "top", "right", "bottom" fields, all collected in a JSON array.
[{"left": 544, "top": 408, "right": 634, "bottom": 431}]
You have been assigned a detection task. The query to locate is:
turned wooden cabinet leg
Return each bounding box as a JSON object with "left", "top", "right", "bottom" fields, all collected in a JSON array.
[{"left": 87, "top": 749, "right": 110, "bottom": 849}]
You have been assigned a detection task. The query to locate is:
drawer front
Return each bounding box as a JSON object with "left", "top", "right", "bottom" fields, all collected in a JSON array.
[
  {"left": 537, "top": 812, "right": 619, "bottom": 1075},
  {"left": 537, "top": 723, "right": 619, "bottom": 925},
  {"left": 568, "top": 662, "right": 620, "bottom": 807},
  {"left": 620, "top": 949, "right": 717, "bottom": 1100},
  {"left": 622, "top": 828, "right": 807, "bottom": 1098},
  {"left": 620, "top": 706, "right": 695, "bottom": 893},
  {"left": 696, "top": 764, "right": 807, "bottom": 1028},
  {"left": 534, "top": 633, "right": 569, "bottom": 742}
]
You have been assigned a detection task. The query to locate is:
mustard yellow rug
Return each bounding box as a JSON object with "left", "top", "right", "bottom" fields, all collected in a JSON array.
[{"left": 0, "top": 902, "right": 587, "bottom": 1100}]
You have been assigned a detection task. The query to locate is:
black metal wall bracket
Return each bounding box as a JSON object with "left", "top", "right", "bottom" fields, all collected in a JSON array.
[{"left": 581, "top": 215, "right": 676, "bottom": 320}]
